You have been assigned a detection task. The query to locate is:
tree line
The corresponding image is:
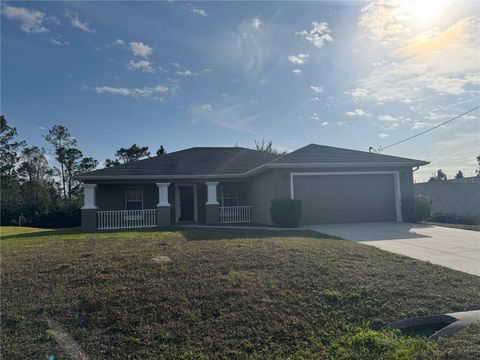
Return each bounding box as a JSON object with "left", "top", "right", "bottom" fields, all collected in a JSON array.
[
  {"left": 0, "top": 116, "right": 166, "bottom": 228},
  {"left": 428, "top": 157, "right": 480, "bottom": 183}
]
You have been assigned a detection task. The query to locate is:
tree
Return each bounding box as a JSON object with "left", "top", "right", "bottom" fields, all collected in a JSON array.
[
  {"left": 253, "top": 139, "right": 287, "bottom": 155},
  {"left": 45, "top": 125, "right": 77, "bottom": 197},
  {"left": 0, "top": 115, "right": 26, "bottom": 175},
  {"left": 428, "top": 169, "right": 447, "bottom": 182},
  {"left": 455, "top": 170, "right": 464, "bottom": 179},
  {"left": 156, "top": 145, "right": 167, "bottom": 156},
  {"left": 62, "top": 148, "right": 83, "bottom": 196},
  {"left": 105, "top": 158, "right": 121, "bottom": 168},
  {"left": 18, "top": 146, "right": 55, "bottom": 204},
  {"left": 105, "top": 144, "right": 150, "bottom": 167},
  {"left": 477, "top": 154, "right": 480, "bottom": 177}
]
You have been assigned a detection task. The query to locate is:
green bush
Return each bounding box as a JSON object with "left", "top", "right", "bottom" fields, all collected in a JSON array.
[
  {"left": 401, "top": 196, "right": 432, "bottom": 223},
  {"left": 270, "top": 198, "right": 302, "bottom": 227}
]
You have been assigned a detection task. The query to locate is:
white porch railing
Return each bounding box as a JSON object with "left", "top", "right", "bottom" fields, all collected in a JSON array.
[
  {"left": 97, "top": 209, "right": 157, "bottom": 230},
  {"left": 219, "top": 206, "right": 252, "bottom": 224}
]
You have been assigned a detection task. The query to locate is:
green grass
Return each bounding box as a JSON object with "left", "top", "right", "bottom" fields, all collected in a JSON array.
[{"left": 1, "top": 227, "right": 479, "bottom": 359}]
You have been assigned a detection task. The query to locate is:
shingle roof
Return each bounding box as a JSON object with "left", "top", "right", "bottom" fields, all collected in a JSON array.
[
  {"left": 76, "top": 144, "right": 427, "bottom": 179},
  {"left": 270, "top": 144, "right": 428, "bottom": 166},
  {"left": 77, "top": 147, "right": 280, "bottom": 178}
]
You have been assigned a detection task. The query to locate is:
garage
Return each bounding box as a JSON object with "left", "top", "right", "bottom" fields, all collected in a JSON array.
[{"left": 291, "top": 172, "right": 400, "bottom": 225}]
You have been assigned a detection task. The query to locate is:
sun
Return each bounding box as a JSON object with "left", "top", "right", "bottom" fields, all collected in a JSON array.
[{"left": 407, "top": 0, "right": 450, "bottom": 25}]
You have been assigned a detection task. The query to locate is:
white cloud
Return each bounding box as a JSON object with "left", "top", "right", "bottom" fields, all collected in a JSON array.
[
  {"left": 310, "top": 85, "right": 324, "bottom": 93},
  {"left": 92, "top": 84, "right": 177, "bottom": 101},
  {"left": 187, "top": 5, "right": 207, "bottom": 17},
  {"left": 211, "top": 18, "right": 272, "bottom": 74},
  {"left": 190, "top": 101, "right": 259, "bottom": 132},
  {"left": 250, "top": 18, "right": 262, "bottom": 30},
  {"left": 411, "top": 121, "right": 431, "bottom": 130},
  {"left": 2, "top": 5, "right": 53, "bottom": 33},
  {"left": 388, "top": 122, "right": 400, "bottom": 130},
  {"left": 356, "top": 2, "right": 480, "bottom": 103},
  {"left": 378, "top": 133, "right": 390, "bottom": 138},
  {"left": 112, "top": 39, "right": 125, "bottom": 46},
  {"left": 347, "top": 88, "right": 369, "bottom": 99},
  {"left": 65, "top": 11, "right": 94, "bottom": 33},
  {"left": 321, "top": 121, "right": 329, "bottom": 126},
  {"left": 95, "top": 86, "right": 130, "bottom": 96},
  {"left": 296, "top": 21, "right": 334, "bottom": 48},
  {"left": 292, "top": 69, "right": 302, "bottom": 74},
  {"left": 288, "top": 53, "right": 310, "bottom": 65},
  {"left": 200, "top": 104, "right": 213, "bottom": 111},
  {"left": 310, "top": 113, "right": 321, "bottom": 121},
  {"left": 48, "top": 35, "right": 69, "bottom": 46},
  {"left": 378, "top": 114, "right": 398, "bottom": 122},
  {"left": 129, "top": 42, "right": 153, "bottom": 58},
  {"left": 128, "top": 60, "right": 156, "bottom": 73},
  {"left": 346, "top": 108, "right": 370, "bottom": 117},
  {"left": 175, "top": 69, "right": 196, "bottom": 77}
]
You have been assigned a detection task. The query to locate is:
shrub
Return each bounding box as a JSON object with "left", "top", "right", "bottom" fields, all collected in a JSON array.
[
  {"left": 401, "top": 196, "right": 431, "bottom": 223},
  {"left": 428, "top": 214, "right": 476, "bottom": 226},
  {"left": 270, "top": 198, "right": 302, "bottom": 227}
]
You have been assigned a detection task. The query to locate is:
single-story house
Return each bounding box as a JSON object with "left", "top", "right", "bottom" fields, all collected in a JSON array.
[{"left": 76, "top": 144, "right": 428, "bottom": 231}]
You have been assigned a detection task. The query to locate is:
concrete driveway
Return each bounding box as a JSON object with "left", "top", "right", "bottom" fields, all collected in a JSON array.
[{"left": 303, "top": 222, "right": 480, "bottom": 276}]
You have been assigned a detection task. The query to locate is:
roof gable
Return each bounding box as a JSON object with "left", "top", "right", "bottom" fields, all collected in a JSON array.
[{"left": 270, "top": 144, "right": 428, "bottom": 166}]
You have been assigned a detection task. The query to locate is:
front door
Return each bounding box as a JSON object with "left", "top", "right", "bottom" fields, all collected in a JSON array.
[{"left": 175, "top": 184, "right": 197, "bottom": 223}]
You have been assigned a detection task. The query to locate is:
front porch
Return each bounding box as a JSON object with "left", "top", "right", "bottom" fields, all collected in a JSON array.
[{"left": 81, "top": 181, "right": 254, "bottom": 231}]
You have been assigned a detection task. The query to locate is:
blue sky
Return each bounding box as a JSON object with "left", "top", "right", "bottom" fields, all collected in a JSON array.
[{"left": 2, "top": 0, "right": 479, "bottom": 181}]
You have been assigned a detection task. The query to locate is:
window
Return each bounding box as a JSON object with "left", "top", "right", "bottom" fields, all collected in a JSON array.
[
  {"left": 125, "top": 187, "right": 143, "bottom": 210},
  {"left": 219, "top": 184, "right": 238, "bottom": 207}
]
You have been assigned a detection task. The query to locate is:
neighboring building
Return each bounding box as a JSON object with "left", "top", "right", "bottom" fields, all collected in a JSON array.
[
  {"left": 76, "top": 144, "right": 428, "bottom": 231},
  {"left": 415, "top": 177, "right": 480, "bottom": 220}
]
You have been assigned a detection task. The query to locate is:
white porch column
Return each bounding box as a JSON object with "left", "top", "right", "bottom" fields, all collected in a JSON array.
[
  {"left": 205, "top": 182, "right": 219, "bottom": 205},
  {"left": 156, "top": 182, "right": 171, "bottom": 207},
  {"left": 81, "top": 184, "right": 97, "bottom": 209}
]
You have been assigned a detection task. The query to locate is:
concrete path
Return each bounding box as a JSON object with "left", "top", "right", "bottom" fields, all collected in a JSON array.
[{"left": 303, "top": 222, "right": 480, "bottom": 276}]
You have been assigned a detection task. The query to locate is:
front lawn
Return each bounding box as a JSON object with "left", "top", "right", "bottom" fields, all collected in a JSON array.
[{"left": 1, "top": 227, "right": 479, "bottom": 359}]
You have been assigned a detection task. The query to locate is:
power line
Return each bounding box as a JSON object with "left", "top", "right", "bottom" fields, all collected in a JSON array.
[{"left": 370, "top": 105, "right": 480, "bottom": 153}]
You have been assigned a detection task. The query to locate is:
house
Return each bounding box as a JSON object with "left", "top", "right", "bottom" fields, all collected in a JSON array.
[{"left": 76, "top": 144, "right": 428, "bottom": 231}]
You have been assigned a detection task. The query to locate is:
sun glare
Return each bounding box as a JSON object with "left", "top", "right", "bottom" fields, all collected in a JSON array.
[{"left": 407, "top": 0, "right": 450, "bottom": 25}]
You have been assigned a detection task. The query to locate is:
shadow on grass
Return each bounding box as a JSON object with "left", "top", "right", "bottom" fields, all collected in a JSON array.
[
  {"left": 1, "top": 227, "right": 82, "bottom": 241},
  {"left": 177, "top": 227, "right": 339, "bottom": 241},
  {"left": 1, "top": 225, "right": 339, "bottom": 242}
]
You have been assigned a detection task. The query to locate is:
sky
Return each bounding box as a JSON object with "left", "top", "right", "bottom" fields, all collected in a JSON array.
[{"left": 2, "top": 0, "right": 479, "bottom": 182}]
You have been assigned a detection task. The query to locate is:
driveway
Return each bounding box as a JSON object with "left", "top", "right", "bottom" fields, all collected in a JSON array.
[{"left": 303, "top": 222, "right": 480, "bottom": 276}]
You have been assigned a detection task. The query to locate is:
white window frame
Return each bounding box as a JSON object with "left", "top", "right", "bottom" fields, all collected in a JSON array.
[
  {"left": 219, "top": 183, "right": 239, "bottom": 207},
  {"left": 290, "top": 171, "right": 402, "bottom": 222},
  {"left": 125, "top": 187, "right": 144, "bottom": 210}
]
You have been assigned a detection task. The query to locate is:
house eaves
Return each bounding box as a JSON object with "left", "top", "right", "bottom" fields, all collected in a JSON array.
[{"left": 75, "top": 160, "right": 429, "bottom": 181}]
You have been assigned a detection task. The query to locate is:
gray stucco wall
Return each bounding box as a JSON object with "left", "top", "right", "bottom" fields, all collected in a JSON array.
[
  {"left": 415, "top": 178, "right": 480, "bottom": 220},
  {"left": 247, "top": 171, "right": 276, "bottom": 224},
  {"left": 96, "top": 183, "right": 158, "bottom": 210},
  {"left": 90, "top": 179, "right": 249, "bottom": 224},
  {"left": 247, "top": 166, "right": 413, "bottom": 225},
  {"left": 86, "top": 166, "right": 414, "bottom": 226}
]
